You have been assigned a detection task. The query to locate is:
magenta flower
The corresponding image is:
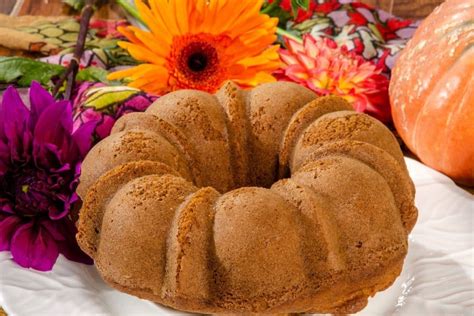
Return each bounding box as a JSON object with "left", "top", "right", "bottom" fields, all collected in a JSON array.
[
  {"left": 72, "top": 82, "right": 157, "bottom": 140},
  {"left": 0, "top": 82, "right": 95, "bottom": 271}
]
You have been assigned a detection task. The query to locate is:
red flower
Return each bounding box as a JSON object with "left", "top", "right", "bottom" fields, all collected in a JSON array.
[
  {"left": 269, "top": 0, "right": 317, "bottom": 23},
  {"left": 348, "top": 11, "right": 368, "bottom": 26},
  {"left": 313, "top": 1, "right": 342, "bottom": 15},
  {"left": 387, "top": 18, "right": 412, "bottom": 30},
  {"left": 352, "top": 37, "right": 364, "bottom": 55},
  {"left": 377, "top": 18, "right": 413, "bottom": 41},
  {"left": 351, "top": 2, "right": 372, "bottom": 10}
]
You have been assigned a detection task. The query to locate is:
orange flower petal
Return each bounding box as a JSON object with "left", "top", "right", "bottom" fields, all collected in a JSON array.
[
  {"left": 118, "top": 42, "right": 163, "bottom": 65},
  {"left": 112, "top": 0, "right": 279, "bottom": 95},
  {"left": 107, "top": 64, "right": 159, "bottom": 81},
  {"left": 148, "top": 0, "right": 181, "bottom": 36},
  {"left": 129, "top": 27, "right": 170, "bottom": 58},
  {"left": 135, "top": 0, "right": 172, "bottom": 42},
  {"left": 117, "top": 26, "right": 141, "bottom": 45}
]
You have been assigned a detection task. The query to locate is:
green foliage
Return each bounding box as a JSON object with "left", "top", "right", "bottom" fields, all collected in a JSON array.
[
  {"left": 290, "top": 0, "right": 310, "bottom": 17},
  {"left": 77, "top": 66, "right": 120, "bottom": 85},
  {"left": 261, "top": 0, "right": 311, "bottom": 27},
  {"left": 0, "top": 57, "right": 65, "bottom": 87},
  {"left": 0, "top": 57, "right": 121, "bottom": 89},
  {"left": 76, "top": 67, "right": 108, "bottom": 83}
]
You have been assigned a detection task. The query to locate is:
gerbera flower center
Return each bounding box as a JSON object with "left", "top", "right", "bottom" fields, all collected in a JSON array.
[
  {"left": 108, "top": 0, "right": 280, "bottom": 94},
  {"left": 168, "top": 33, "right": 232, "bottom": 92},
  {"left": 176, "top": 39, "right": 220, "bottom": 77},
  {"left": 187, "top": 52, "right": 208, "bottom": 72}
]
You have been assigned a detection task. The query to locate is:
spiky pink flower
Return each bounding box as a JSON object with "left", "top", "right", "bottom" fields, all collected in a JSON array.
[
  {"left": 0, "top": 82, "right": 95, "bottom": 271},
  {"left": 277, "top": 35, "right": 391, "bottom": 122}
]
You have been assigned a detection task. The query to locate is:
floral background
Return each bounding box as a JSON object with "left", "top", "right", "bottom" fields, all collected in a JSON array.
[{"left": 0, "top": 0, "right": 425, "bottom": 272}]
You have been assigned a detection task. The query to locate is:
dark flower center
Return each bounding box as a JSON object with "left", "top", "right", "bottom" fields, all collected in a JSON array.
[
  {"left": 170, "top": 33, "right": 231, "bottom": 92},
  {"left": 1, "top": 166, "right": 63, "bottom": 217},
  {"left": 187, "top": 52, "right": 208, "bottom": 72},
  {"left": 177, "top": 41, "right": 219, "bottom": 78}
]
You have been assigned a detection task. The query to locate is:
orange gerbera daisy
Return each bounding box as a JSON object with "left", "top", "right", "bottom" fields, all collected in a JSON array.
[{"left": 109, "top": 0, "right": 281, "bottom": 94}]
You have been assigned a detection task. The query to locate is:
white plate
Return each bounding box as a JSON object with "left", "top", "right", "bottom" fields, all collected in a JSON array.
[{"left": 1, "top": 158, "right": 473, "bottom": 316}]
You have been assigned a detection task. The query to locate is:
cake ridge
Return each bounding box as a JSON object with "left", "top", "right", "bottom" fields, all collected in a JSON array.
[
  {"left": 145, "top": 89, "right": 234, "bottom": 192},
  {"left": 111, "top": 112, "right": 202, "bottom": 186},
  {"left": 278, "top": 95, "right": 354, "bottom": 178},
  {"left": 216, "top": 81, "right": 251, "bottom": 188},
  {"left": 293, "top": 140, "right": 417, "bottom": 231},
  {"left": 77, "top": 161, "right": 179, "bottom": 257},
  {"left": 76, "top": 128, "right": 192, "bottom": 198},
  {"left": 162, "top": 186, "right": 219, "bottom": 305}
]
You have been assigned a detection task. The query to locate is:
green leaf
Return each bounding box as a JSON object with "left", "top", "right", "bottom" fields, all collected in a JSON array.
[
  {"left": 77, "top": 66, "right": 122, "bottom": 85},
  {"left": 62, "top": 0, "right": 85, "bottom": 11},
  {"left": 81, "top": 86, "right": 140, "bottom": 111},
  {"left": 261, "top": 0, "right": 292, "bottom": 27},
  {"left": 291, "top": 0, "right": 310, "bottom": 16},
  {"left": 76, "top": 67, "right": 108, "bottom": 83},
  {"left": 0, "top": 57, "right": 65, "bottom": 87}
]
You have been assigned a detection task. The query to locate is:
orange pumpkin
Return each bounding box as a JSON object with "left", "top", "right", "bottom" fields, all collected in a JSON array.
[{"left": 390, "top": 0, "right": 474, "bottom": 186}]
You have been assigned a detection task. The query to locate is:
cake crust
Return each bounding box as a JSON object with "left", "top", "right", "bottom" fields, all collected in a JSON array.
[{"left": 77, "top": 81, "right": 417, "bottom": 314}]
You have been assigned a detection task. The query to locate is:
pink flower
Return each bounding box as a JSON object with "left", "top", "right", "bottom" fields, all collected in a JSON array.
[
  {"left": 0, "top": 82, "right": 95, "bottom": 271},
  {"left": 72, "top": 82, "right": 157, "bottom": 140},
  {"left": 277, "top": 34, "right": 391, "bottom": 122}
]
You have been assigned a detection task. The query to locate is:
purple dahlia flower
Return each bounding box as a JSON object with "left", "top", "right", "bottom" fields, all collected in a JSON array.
[{"left": 0, "top": 82, "right": 95, "bottom": 271}]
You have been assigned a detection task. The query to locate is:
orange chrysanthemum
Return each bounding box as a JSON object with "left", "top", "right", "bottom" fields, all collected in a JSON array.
[{"left": 108, "top": 0, "right": 281, "bottom": 94}]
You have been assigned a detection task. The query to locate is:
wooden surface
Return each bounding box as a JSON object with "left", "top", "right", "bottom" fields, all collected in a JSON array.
[{"left": 0, "top": 0, "right": 15, "bottom": 14}]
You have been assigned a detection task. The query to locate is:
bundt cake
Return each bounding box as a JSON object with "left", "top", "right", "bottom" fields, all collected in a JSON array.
[{"left": 76, "top": 81, "right": 417, "bottom": 314}]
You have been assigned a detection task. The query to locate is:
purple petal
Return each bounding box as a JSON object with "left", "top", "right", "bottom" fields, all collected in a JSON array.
[
  {"left": 40, "top": 219, "right": 65, "bottom": 241},
  {"left": 1, "top": 86, "right": 31, "bottom": 162},
  {"left": 51, "top": 162, "right": 71, "bottom": 173},
  {"left": 48, "top": 192, "right": 77, "bottom": 220},
  {"left": 0, "top": 141, "right": 9, "bottom": 176},
  {"left": 34, "top": 100, "right": 72, "bottom": 145},
  {"left": 21, "top": 129, "right": 33, "bottom": 163},
  {"left": 0, "top": 197, "right": 14, "bottom": 214},
  {"left": 95, "top": 116, "right": 115, "bottom": 139},
  {"left": 0, "top": 216, "right": 22, "bottom": 251},
  {"left": 55, "top": 218, "right": 92, "bottom": 265},
  {"left": 10, "top": 222, "right": 59, "bottom": 271},
  {"left": 71, "top": 120, "right": 96, "bottom": 158},
  {"left": 33, "top": 140, "right": 62, "bottom": 170},
  {"left": 29, "top": 82, "right": 55, "bottom": 128},
  {"left": 48, "top": 203, "right": 69, "bottom": 220}
]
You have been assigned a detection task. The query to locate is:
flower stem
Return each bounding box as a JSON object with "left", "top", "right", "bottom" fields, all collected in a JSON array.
[
  {"left": 116, "top": 0, "right": 145, "bottom": 25},
  {"left": 276, "top": 27, "right": 303, "bottom": 43},
  {"left": 53, "top": 0, "right": 97, "bottom": 99}
]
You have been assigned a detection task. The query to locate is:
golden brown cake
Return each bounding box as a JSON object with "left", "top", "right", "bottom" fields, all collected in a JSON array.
[{"left": 76, "top": 81, "right": 417, "bottom": 314}]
